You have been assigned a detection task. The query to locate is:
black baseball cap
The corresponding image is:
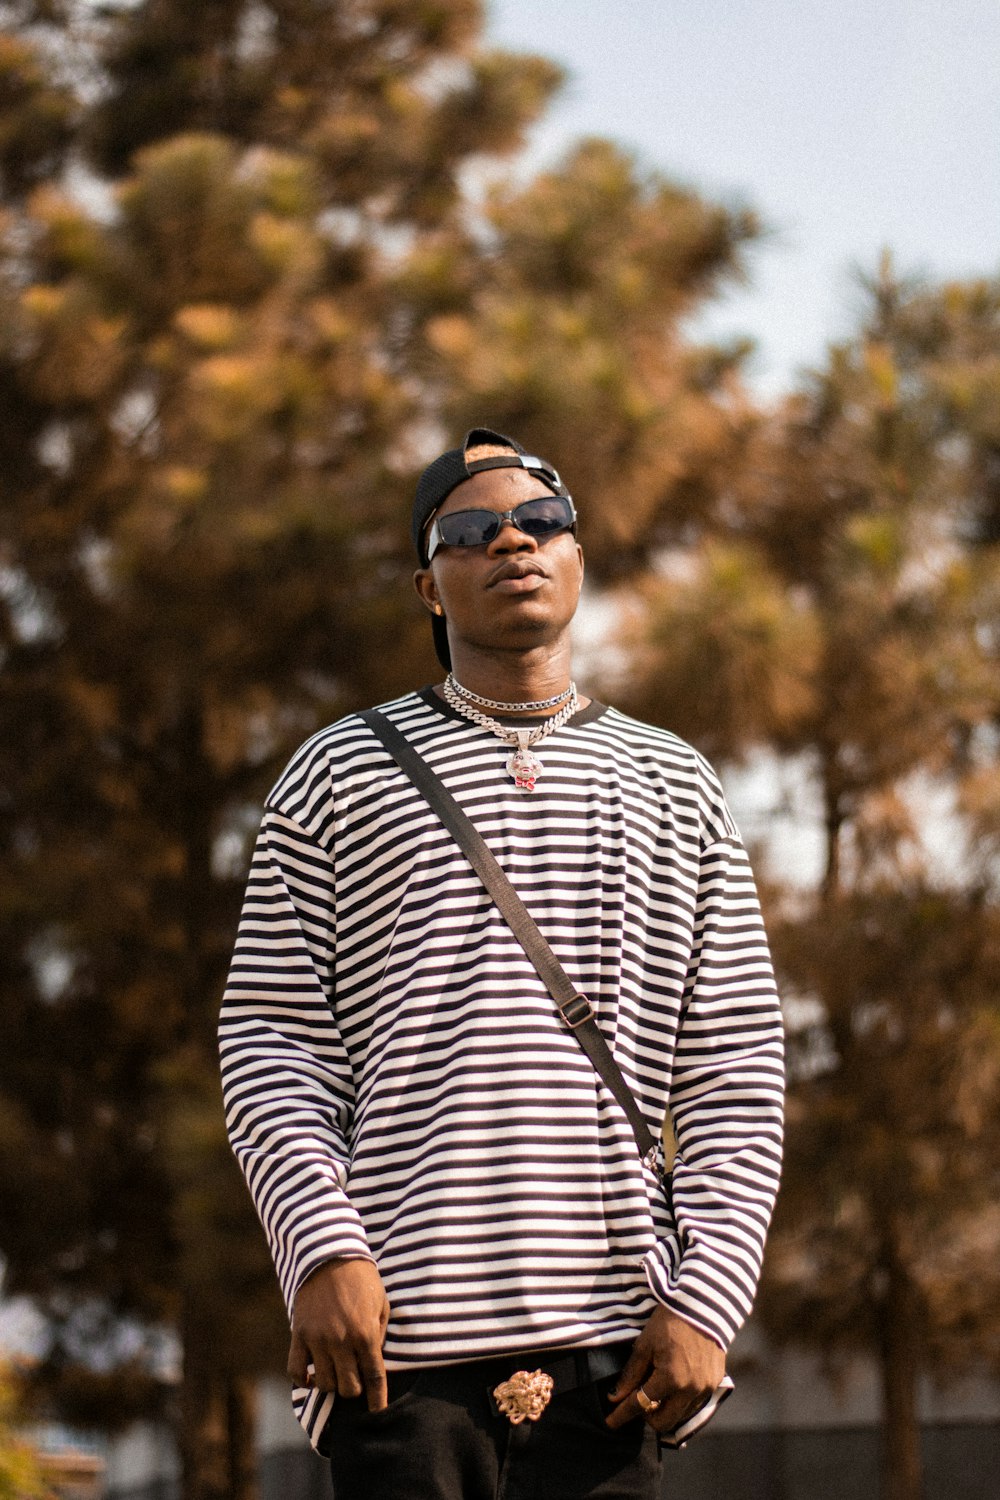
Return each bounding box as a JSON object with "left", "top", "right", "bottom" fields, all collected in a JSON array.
[{"left": 412, "top": 427, "right": 569, "bottom": 669}]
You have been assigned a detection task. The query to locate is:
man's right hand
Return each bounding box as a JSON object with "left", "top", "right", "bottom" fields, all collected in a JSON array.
[{"left": 288, "top": 1258, "right": 391, "bottom": 1411}]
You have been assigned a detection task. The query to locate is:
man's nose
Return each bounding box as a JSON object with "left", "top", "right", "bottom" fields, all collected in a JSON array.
[{"left": 487, "top": 516, "right": 538, "bottom": 553}]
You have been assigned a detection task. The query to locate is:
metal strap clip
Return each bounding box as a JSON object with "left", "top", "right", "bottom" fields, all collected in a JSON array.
[{"left": 560, "top": 993, "right": 595, "bottom": 1029}]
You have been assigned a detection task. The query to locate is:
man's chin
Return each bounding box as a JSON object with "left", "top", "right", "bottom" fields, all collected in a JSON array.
[{"left": 462, "top": 621, "right": 566, "bottom": 656}]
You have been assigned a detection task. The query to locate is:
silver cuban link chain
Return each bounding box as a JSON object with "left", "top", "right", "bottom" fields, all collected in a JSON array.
[
  {"left": 445, "top": 672, "right": 574, "bottom": 714},
  {"left": 442, "top": 676, "right": 579, "bottom": 792}
]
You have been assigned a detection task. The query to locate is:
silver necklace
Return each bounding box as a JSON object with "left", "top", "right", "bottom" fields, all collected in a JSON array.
[
  {"left": 446, "top": 673, "right": 574, "bottom": 714},
  {"left": 442, "top": 676, "right": 578, "bottom": 792}
]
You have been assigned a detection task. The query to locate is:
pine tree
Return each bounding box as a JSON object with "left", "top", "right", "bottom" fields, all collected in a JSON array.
[
  {"left": 0, "top": 6, "right": 560, "bottom": 1498},
  {"left": 403, "top": 132, "right": 760, "bottom": 577},
  {"left": 0, "top": 5, "right": 757, "bottom": 1497},
  {"left": 617, "top": 260, "right": 1000, "bottom": 1500}
]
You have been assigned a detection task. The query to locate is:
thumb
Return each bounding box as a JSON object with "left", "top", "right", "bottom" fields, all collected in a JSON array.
[{"left": 609, "top": 1339, "right": 651, "bottom": 1403}]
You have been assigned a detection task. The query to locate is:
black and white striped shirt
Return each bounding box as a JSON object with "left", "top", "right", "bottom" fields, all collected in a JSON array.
[{"left": 219, "top": 690, "right": 784, "bottom": 1449}]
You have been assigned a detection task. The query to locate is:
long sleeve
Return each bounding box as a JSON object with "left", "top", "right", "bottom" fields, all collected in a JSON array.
[
  {"left": 219, "top": 807, "right": 372, "bottom": 1315},
  {"left": 643, "top": 835, "right": 785, "bottom": 1348},
  {"left": 220, "top": 698, "right": 786, "bottom": 1455}
]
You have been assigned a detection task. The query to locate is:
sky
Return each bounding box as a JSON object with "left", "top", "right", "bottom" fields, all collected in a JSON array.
[{"left": 487, "top": 0, "right": 1000, "bottom": 397}]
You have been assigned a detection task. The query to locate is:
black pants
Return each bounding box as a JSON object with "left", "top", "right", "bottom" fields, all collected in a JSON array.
[{"left": 327, "top": 1351, "right": 660, "bottom": 1500}]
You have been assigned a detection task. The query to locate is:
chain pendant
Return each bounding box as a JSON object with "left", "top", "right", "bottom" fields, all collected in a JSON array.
[
  {"left": 441, "top": 680, "right": 577, "bottom": 791},
  {"left": 506, "top": 733, "right": 543, "bottom": 792}
]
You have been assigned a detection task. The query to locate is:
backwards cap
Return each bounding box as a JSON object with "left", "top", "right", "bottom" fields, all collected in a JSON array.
[{"left": 412, "top": 427, "right": 569, "bottom": 669}]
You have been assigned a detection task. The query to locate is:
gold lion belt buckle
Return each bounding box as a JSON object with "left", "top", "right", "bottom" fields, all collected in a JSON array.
[{"left": 492, "top": 1369, "right": 555, "bottom": 1424}]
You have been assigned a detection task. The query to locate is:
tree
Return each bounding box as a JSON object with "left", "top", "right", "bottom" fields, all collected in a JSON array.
[
  {"left": 0, "top": 6, "right": 560, "bottom": 1498},
  {"left": 0, "top": 1365, "right": 50, "bottom": 1500},
  {"left": 408, "top": 132, "right": 760, "bottom": 579},
  {"left": 0, "top": 4, "right": 758, "bottom": 1497},
  {"left": 616, "top": 259, "right": 1000, "bottom": 1500}
]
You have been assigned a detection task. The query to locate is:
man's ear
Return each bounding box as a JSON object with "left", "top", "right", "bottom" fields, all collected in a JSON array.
[{"left": 413, "top": 566, "right": 442, "bottom": 616}]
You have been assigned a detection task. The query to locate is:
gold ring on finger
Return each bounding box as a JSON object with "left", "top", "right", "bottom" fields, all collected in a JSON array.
[{"left": 635, "top": 1385, "right": 661, "bottom": 1413}]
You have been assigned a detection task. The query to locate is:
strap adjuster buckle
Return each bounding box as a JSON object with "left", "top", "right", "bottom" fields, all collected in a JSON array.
[{"left": 560, "top": 993, "right": 595, "bottom": 1029}]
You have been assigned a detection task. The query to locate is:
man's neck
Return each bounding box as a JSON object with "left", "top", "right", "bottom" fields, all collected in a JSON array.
[{"left": 440, "top": 643, "right": 585, "bottom": 716}]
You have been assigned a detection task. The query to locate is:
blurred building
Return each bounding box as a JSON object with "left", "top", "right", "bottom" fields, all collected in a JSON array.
[
  {"left": 31, "top": 1426, "right": 106, "bottom": 1500},
  {"left": 98, "top": 1327, "right": 1000, "bottom": 1500},
  {"left": 37, "top": 1451, "right": 106, "bottom": 1500}
]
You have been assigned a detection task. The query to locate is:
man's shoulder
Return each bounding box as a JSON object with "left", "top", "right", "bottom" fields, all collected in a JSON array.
[
  {"left": 595, "top": 705, "right": 712, "bottom": 776},
  {"left": 283, "top": 690, "right": 426, "bottom": 763},
  {"left": 264, "top": 690, "right": 429, "bottom": 830},
  {"left": 595, "top": 707, "right": 739, "bottom": 845}
]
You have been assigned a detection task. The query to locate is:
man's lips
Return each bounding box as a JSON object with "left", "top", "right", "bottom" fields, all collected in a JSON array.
[{"left": 487, "top": 561, "right": 547, "bottom": 590}]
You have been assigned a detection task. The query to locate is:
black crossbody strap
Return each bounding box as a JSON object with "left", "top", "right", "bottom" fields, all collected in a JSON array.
[{"left": 359, "top": 708, "right": 659, "bottom": 1168}]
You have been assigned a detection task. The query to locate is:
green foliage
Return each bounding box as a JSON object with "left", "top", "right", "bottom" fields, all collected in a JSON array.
[
  {"left": 623, "top": 540, "right": 821, "bottom": 760},
  {"left": 768, "top": 887, "right": 1000, "bottom": 1365},
  {"left": 408, "top": 135, "right": 760, "bottom": 575},
  {"left": 0, "top": 29, "right": 76, "bottom": 198},
  {"left": 620, "top": 259, "right": 1000, "bottom": 1500},
  {"left": 0, "top": 1367, "right": 49, "bottom": 1500},
  {"left": 0, "top": 3, "right": 755, "bottom": 1496}
]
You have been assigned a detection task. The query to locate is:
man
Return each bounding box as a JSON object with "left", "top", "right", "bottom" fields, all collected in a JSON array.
[{"left": 219, "top": 428, "right": 784, "bottom": 1500}]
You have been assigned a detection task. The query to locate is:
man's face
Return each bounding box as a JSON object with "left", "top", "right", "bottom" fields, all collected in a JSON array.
[{"left": 413, "top": 467, "right": 584, "bottom": 659}]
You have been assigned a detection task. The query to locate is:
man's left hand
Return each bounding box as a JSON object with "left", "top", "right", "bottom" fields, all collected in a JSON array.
[{"left": 606, "top": 1306, "right": 725, "bottom": 1432}]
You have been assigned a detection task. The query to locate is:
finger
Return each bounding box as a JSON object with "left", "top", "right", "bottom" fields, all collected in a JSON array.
[
  {"left": 647, "top": 1384, "right": 715, "bottom": 1435},
  {"left": 606, "top": 1374, "right": 674, "bottom": 1431},
  {"left": 307, "top": 1343, "right": 339, "bottom": 1395},
  {"left": 287, "top": 1332, "right": 311, "bottom": 1387},
  {"left": 608, "top": 1338, "right": 652, "bottom": 1402},
  {"left": 646, "top": 1390, "right": 698, "bottom": 1433},
  {"left": 359, "top": 1352, "right": 388, "bottom": 1412},
  {"left": 606, "top": 1389, "right": 646, "bottom": 1430},
  {"left": 331, "top": 1348, "right": 364, "bottom": 1400}
]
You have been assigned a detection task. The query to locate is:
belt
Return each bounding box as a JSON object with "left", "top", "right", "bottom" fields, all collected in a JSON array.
[{"left": 384, "top": 1341, "right": 633, "bottom": 1420}]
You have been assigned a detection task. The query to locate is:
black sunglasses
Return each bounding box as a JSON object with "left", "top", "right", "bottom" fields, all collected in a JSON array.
[{"left": 426, "top": 495, "right": 577, "bottom": 561}]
